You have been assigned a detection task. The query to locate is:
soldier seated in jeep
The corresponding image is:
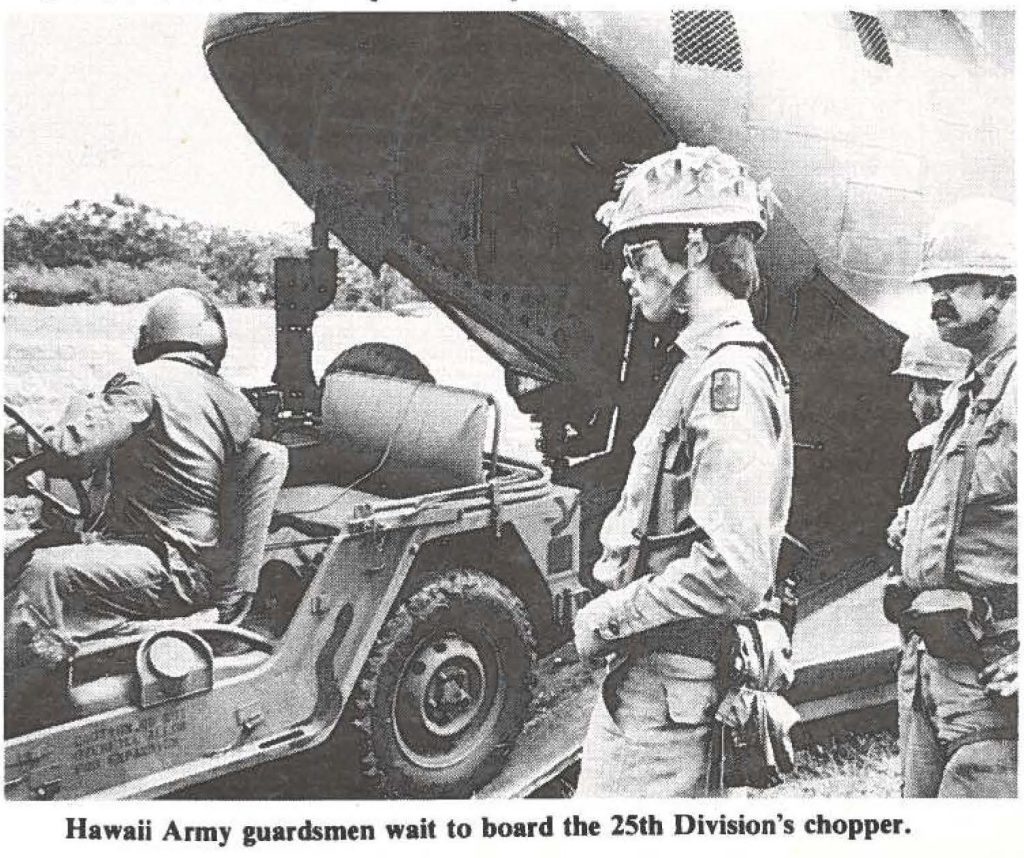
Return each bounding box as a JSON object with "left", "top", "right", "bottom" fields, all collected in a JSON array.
[
  {"left": 5, "top": 288, "right": 287, "bottom": 733},
  {"left": 5, "top": 258, "right": 578, "bottom": 799}
]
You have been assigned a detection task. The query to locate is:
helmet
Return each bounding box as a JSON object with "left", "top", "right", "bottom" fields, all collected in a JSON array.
[
  {"left": 596, "top": 144, "right": 771, "bottom": 247},
  {"left": 912, "top": 197, "right": 1015, "bottom": 283},
  {"left": 892, "top": 334, "right": 970, "bottom": 382},
  {"left": 133, "top": 288, "right": 228, "bottom": 369}
]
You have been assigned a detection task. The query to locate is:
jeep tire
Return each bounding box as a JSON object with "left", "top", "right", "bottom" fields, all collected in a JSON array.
[
  {"left": 349, "top": 569, "right": 536, "bottom": 798},
  {"left": 323, "top": 342, "right": 434, "bottom": 384}
]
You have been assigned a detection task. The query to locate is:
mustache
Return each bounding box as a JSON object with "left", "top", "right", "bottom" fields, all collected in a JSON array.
[{"left": 931, "top": 299, "right": 959, "bottom": 321}]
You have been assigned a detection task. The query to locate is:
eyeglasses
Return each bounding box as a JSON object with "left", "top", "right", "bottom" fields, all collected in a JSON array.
[
  {"left": 927, "top": 275, "right": 981, "bottom": 296},
  {"left": 622, "top": 239, "right": 661, "bottom": 271}
]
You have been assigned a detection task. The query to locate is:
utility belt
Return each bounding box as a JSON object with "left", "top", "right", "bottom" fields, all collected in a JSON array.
[
  {"left": 605, "top": 541, "right": 806, "bottom": 795},
  {"left": 630, "top": 617, "right": 727, "bottom": 664},
  {"left": 622, "top": 612, "right": 801, "bottom": 792},
  {"left": 886, "top": 583, "right": 1018, "bottom": 667},
  {"left": 631, "top": 531, "right": 807, "bottom": 669}
]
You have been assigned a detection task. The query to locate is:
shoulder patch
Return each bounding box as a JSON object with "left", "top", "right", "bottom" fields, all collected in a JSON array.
[{"left": 710, "top": 369, "right": 741, "bottom": 412}]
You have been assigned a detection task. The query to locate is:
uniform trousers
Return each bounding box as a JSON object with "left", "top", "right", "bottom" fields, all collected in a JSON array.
[
  {"left": 9, "top": 540, "right": 207, "bottom": 649},
  {"left": 897, "top": 635, "right": 1017, "bottom": 797},
  {"left": 6, "top": 439, "right": 287, "bottom": 662},
  {"left": 576, "top": 652, "right": 720, "bottom": 797},
  {"left": 3, "top": 540, "right": 207, "bottom": 737}
]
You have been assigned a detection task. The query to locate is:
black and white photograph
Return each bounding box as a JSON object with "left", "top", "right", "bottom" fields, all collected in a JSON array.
[{"left": 2, "top": 2, "right": 1018, "bottom": 851}]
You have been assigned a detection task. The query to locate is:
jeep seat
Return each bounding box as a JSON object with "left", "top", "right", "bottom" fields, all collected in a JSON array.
[{"left": 287, "top": 370, "right": 493, "bottom": 498}]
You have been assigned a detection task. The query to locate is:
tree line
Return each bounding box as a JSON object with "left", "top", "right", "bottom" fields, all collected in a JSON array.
[{"left": 3, "top": 195, "right": 420, "bottom": 310}]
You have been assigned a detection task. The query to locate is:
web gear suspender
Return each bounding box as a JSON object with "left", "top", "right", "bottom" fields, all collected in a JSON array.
[{"left": 942, "top": 357, "right": 1016, "bottom": 589}]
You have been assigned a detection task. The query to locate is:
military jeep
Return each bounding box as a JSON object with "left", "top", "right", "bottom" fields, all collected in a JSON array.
[{"left": 3, "top": 253, "right": 585, "bottom": 799}]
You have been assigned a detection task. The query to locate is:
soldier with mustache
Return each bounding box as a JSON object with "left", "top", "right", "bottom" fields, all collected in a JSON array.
[{"left": 895, "top": 198, "right": 1017, "bottom": 798}]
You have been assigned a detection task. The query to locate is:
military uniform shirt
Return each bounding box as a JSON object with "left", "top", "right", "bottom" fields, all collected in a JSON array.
[
  {"left": 46, "top": 352, "right": 259, "bottom": 550},
  {"left": 595, "top": 304, "right": 793, "bottom": 636},
  {"left": 899, "top": 420, "right": 942, "bottom": 507},
  {"left": 900, "top": 342, "right": 1016, "bottom": 595}
]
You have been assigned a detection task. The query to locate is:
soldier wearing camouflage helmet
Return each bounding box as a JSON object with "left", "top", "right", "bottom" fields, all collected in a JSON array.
[
  {"left": 882, "top": 335, "right": 969, "bottom": 712},
  {"left": 6, "top": 288, "right": 285, "bottom": 729},
  {"left": 887, "top": 334, "right": 971, "bottom": 545},
  {"left": 895, "top": 198, "right": 1017, "bottom": 797},
  {"left": 573, "top": 145, "right": 794, "bottom": 796}
]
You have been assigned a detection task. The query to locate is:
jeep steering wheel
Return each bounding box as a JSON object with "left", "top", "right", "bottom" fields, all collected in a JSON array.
[{"left": 4, "top": 403, "right": 91, "bottom": 521}]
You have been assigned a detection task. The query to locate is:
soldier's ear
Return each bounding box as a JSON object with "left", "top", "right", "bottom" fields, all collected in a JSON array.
[{"left": 685, "top": 228, "right": 710, "bottom": 269}]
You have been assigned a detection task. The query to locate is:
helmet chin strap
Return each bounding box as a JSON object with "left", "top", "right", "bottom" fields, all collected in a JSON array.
[
  {"left": 958, "top": 300, "right": 1003, "bottom": 344},
  {"left": 671, "top": 227, "right": 706, "bottom": 331},
  {"left": 666, "top": 275, "right": 690, "bottom": 332},
  {"left": 686, "top": 227, "right": 705, "bottom": 270},
  {"left": 966, "top": 303, "right": 999, "bottom": 339},
  {"left": 979, "top": 302, "right": 1002, "bottom": 329}
]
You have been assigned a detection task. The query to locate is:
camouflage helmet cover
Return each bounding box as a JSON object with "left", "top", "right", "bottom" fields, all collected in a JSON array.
[{"left": 596, "top": 144, "right": 772, "bottom": 247}]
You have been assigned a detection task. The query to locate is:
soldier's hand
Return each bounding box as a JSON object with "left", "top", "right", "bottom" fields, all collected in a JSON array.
[
  {"left": 979, "top": 650, "right": 1017, "bottom": 698},
  {"left": 886, "top": 507, "right": 909, "bottom": 551},
  {"left": 573, "top": 596, "right": 620, "bottom": 666},
  {"left": 592, "top": 548, "right": 632, "bottom": 590}
]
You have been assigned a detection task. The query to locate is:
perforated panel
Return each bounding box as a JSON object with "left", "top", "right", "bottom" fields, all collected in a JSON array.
[
  {"left": 850, "top": 12, "right": 893, "bottom": 66},
  {"left": 670, "top": 11, "right": 743, "bottom": 72}
]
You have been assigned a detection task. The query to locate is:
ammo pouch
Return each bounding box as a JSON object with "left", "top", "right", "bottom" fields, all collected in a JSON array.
[
  {"left": 903, "top": 589, "right": 985, "bottom": 667},
  {"left": 882, "top": 570, "right": 914, "bottom": 626},
  {"left": 709, "top": 617, "right": 800, "bottom": 790}
]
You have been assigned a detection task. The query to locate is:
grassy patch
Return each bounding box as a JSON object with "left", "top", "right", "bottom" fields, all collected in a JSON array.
[
  {"left": 759, "top": 730, "right": 900, "bottom": 798},
  {"left": 4, "top": 260, "right": 220, "bottom": 306}
]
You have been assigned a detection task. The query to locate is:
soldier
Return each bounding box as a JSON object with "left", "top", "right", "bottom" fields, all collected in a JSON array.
[
  {"left": 6, "top": 289, "right": 284, "bottom": 693},
  {"left": 882, "top": 334, "right": 969, "bottom": 783},
  {"left": 885, "top": 334, "right": 970, "bottom": 552},
  {"left": 573, "top": 145, "right": 793, "bottom": 797},
  {"left": 896, "top": 198, "right": 1017, "bottom": 797}
]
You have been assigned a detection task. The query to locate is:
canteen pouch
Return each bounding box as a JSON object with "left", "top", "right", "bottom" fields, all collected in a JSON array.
[
  {"left": 905, "top": 589, "right": 985, "bottom": 667},
  {"left": 709, "top": 618, "right": 800, "bottom": 790},
  {"left": 882, "top": 569, "right": 914, "bottom": 626}
]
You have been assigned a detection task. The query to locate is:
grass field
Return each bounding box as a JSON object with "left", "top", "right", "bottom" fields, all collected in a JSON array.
[
  {"left": 3, "top": 302, "right": 900, "bottom": 797},
  {"left": 761, "top": 730, "right": 900, "bottom": 798}
]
